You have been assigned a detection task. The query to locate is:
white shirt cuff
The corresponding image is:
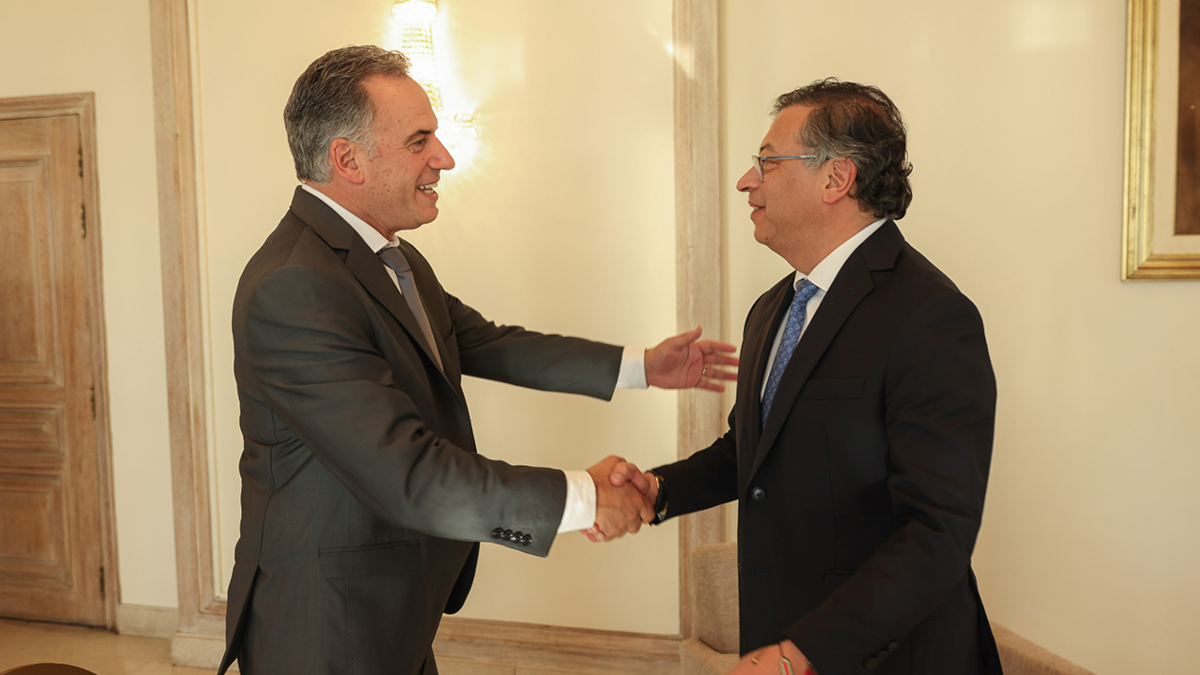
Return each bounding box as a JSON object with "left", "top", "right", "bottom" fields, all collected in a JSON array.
[
  {"left": 615, "top": 345, "right": 648, "bottom": 390},
  {"left": 558, "top": 470, "right": 597, "bottom": 533}
]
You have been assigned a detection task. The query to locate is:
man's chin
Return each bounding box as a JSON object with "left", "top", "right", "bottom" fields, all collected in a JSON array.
[
  {"left": 397, "top": 210, "right": 438, "bottom": 231},
  {"left": 753, "top": 224, "right": 770, "bottom": 246}
]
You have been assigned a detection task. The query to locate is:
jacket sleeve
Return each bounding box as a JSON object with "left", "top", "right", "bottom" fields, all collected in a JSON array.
[
  {"left": 649, "top": 414, "right": 740, "bottom": 517},
  {"left": 240, "top": 262, "right": 567, "bottom": 556},
  {"left": 444, "top": 289, "right": 624, "bottom": 400}
]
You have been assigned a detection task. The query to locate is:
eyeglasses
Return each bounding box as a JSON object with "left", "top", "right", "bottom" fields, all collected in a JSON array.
[{"left": 751, "top": 154, "right": 817, "bottom": 181}]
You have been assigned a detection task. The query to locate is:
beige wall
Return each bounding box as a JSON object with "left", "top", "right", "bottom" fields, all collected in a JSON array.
[
  {"left": 5, "top": 0, "right": 1200, "bottom": 671},
  {"left": 722, "top": 2, "right": 1200, "bottom": 674},
  {"left": 0, "top": 0, "right": 179, "bottom": 608}
]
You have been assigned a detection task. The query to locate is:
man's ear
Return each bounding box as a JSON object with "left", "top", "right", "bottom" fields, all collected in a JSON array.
[
  {"left": 329, "top": 138, "right": 366, "bottom": 185},
  {"left": 822, "top": 157, "right": 858, "bottom": 204}
]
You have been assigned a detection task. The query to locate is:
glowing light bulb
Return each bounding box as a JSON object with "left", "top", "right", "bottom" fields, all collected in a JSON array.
[{"left": 386, "top": 0, "right": 479, "bottom": 170}]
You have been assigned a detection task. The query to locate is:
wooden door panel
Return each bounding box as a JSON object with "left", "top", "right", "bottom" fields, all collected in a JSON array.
[
  {"left": 0, "top": 404, "right": 65, "bottom": 475},
  {"left": 0, "top": 473, "right": 68, "bottom": 583},
  {"left": 0, "top": 112, "right": 105, "bottom": 626},
  {"left": 0, "top": 160, "right": 60, "bottom": 384},
  {"left": 0, "top": 406, "right": 63, "bottom": 451}
]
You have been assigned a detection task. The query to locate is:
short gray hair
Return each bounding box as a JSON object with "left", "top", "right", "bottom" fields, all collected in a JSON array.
[
  {"left": 284, "top": 45, "right": 411, "bottom": 183},
  {"left": 773, "top": 78, "right": 913, "bottom": 220}
]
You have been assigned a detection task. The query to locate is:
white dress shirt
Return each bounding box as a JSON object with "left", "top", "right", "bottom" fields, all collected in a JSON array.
[
  {"left": 300, "top": 183, "right": 646, "bottom": 533},
  {"left": 760, "top": 218, "right": 887, "bottom": 399}
]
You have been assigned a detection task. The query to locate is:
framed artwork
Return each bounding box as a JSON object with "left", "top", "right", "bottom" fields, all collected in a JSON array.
[{"left": 1123, "top": 0, "right": 1200, "bottom": 280}]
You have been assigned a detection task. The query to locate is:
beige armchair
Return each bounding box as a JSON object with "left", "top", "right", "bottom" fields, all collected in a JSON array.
[
  {"left": 681, "top": 542, "right": 1095, "bottom": 675},
  {"left": 681, "top": 543, "right": 741, "bottom": 675}
]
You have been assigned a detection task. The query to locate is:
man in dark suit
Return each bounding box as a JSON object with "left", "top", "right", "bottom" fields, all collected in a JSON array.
[
  {"left": 218, "top": 45, "right": 736, "bottom": 675},
  {"left": 613, "top": 80, "right": 1002, "bottom": 675}
]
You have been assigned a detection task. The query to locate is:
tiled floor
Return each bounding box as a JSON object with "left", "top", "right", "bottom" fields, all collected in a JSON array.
[{"left": 0, "top": 618, "right": 213, "bottom": 675}]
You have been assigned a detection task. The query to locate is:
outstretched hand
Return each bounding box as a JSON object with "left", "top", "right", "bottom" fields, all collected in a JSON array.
[
  {"left": 645, "top": 326, "right": 738, "bottom": 392},
  {"left": 582, "top": 456, "right": 655, "bottom": 543}
]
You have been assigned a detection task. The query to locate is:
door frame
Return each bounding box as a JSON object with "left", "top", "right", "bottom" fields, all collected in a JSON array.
[{"left": 0, "top": 92, "right": 118, "bottom": 629}]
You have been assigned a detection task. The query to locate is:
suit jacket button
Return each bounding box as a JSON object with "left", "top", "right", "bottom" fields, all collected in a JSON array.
[
  {"left": 503, "top": 529, "right": 514, "bottom": 541},
  {"left": 864, "top": 656, "right": 880, "bottom": 670},
  {"left": 522, "top": 534, "right": 532, "bottom": 545},
  {"left": 751, "top": 487, "right": 766, "bottom": 501},
  {"left": 491, "top": 528, "right": 502, "bottom": 539}
]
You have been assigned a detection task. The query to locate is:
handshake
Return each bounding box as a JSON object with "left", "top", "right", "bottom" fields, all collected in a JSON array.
[{"left": 580, "top": 455, "right": 661, "bottom": 543}]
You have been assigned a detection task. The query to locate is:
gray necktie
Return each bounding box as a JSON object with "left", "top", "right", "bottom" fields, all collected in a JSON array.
[{"left": 378, "top": 246, "right": 444, "bottom": 371}]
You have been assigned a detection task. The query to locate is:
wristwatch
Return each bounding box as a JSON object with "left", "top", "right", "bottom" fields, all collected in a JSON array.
[{"left": 646, "top": 471, "right": 668, "bottom": 524}]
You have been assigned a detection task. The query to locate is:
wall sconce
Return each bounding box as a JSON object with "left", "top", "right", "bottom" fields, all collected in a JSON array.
[{"left": 388, "top": 0, "right": 479, "bottom": 169}]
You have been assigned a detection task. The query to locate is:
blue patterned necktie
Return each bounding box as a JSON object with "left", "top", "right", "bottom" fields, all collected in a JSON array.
[
  {"left": 761, "top": 278, "right": 819, "bottom": 428},
  {"left": 378, "top": 246, "right": 444, "bottom": 371}
]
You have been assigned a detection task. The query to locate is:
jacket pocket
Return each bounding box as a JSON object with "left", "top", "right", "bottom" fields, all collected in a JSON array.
[
  {"left": 318, "top": 540, "right": 420, "bottom": 579},
  {"left": 800, "top": 378, "right": 864, "bottom": 399}
]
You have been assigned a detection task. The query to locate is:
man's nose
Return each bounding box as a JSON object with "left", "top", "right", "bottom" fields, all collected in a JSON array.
[
  {"left": 431, "top": 136, "right": 455, "bottom": 171},
  {"left": 736, "top": 166, "right": 758, "bottom": 193}
]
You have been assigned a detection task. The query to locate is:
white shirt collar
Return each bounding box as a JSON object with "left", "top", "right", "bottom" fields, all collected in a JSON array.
[
  {"left": 793, "top": 218, "right": 888, "bottom": 292},
  {"left": 300, "top": 183, "right": 399, "bottom": 253}
]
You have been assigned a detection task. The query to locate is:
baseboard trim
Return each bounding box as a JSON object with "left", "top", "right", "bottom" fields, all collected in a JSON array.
[
  {"left": 172, "top": 627, "right": 238, "bottom": 671},
  {"left": 166, "top": 613, "right": 678, "bottom": 674},
  {"left": 115, "top": 603, "right": 179, "bottom": 638},
  {"left": 434, "top": 617, "right": 681, "bottom": 675}
]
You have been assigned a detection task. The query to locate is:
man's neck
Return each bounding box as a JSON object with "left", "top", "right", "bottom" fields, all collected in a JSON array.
[
  {"left": 303, "top": 180, "right": 392, "bottom": 240},
  {"left": 301, "top": 183, "right": 397, "bottom": 251},
  {"left": 784, "top": 214, "right": 878, "bottom": 274}
]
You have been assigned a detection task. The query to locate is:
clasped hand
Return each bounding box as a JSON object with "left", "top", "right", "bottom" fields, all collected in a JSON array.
[
  {"left": 580, "top": 326, "right": 737, "bottom": 542},
  {"left": 581, "top": 456, "right": 657, "bottom": 542},
  {"left": 581, "top": 457, "right": 659, "bottom": 543}
]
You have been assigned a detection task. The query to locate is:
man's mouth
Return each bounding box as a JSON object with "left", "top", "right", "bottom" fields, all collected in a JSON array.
[{"left": 418, "top": 182, "right": 438, "bottom": 195}]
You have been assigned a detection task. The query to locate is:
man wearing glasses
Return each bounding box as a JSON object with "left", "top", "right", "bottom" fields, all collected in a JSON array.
[{"left": 612, "top": 79, "right": 1002, "bottom": 675}]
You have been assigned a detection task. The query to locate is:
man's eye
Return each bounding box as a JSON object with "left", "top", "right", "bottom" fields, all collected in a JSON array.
[{"left": 411, "top": 139, "right": 427, "bottom": 150}]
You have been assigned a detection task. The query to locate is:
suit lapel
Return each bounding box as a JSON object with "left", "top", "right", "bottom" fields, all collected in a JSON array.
[
  {"left": 748, "top": 221, "right": 903, "bottom": 482},
  {"left": 289, "top": 188, "right": 462, "bottom": 401},
  {"left": 736, "top": 277, "right": 792, "bottom": 490}
]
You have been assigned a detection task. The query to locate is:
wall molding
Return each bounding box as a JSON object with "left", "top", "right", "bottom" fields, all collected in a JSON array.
[
  {"left": 171, "top": 629, "right": 235, "bottom": 671},
  {"left": 116, "top": 603, "right": 179, "bottom": 638},
  {"left": 152, "top": 0, "right": 724, "bottom": 667},
  {"left": 149, "top": 0, "right": 228, "bottom": 655},
  {"left": 672, "top": 0, "right": 727, "bottom": 640}
]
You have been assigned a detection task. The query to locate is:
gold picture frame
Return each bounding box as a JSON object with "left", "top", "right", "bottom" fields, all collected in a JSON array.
[{"left": 1122, "top": 0, "right": 1200, "bottom": 280}]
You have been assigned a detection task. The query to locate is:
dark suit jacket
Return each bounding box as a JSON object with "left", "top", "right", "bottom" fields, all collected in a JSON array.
[
  {"left": 218, "top": 188, "right": 623, "bottom": 675},
  {"left": 654, "top": 221, "right": 1002, "bottom": 675}
]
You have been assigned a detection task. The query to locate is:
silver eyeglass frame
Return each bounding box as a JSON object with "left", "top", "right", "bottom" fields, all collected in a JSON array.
[{"left": 751, "top": 154, "right": 818, "bottom": 181}]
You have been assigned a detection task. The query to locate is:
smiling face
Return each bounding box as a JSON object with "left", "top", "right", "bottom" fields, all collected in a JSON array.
[
  {"left": 736, "top": 105, "right": 827, "bottom": 262},
  {"left": 354, "top": 75, "right": 455, "bottom": 237}
]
